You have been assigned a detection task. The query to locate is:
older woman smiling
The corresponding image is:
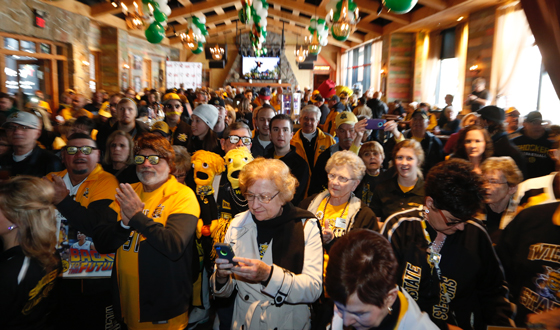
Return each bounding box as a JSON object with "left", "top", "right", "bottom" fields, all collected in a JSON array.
[{"left": 300, "top": 150, "right": 378, "bottom": 249}]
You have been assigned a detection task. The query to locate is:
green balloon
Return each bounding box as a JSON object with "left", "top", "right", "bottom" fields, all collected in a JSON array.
[
  {"left": 382, "top": 0, "right": 418, "bottom": 14},
  {"left": 145, "top": 22, "right": 165, "bottom": 44},
  {"left": 309, "top": 44, "right": 321, "bottom": 55},
  {"left": 148, "top": 0, "right": 159, "bottom": 8},
  {"left": 153, "top": 9, "right": 167, "bottom": 23},
  {"left": 142, "top": 0, "right": 151, "bottom": 3},
  {"left": 191, "top": 42, "right": 204, "bottom": 54}
]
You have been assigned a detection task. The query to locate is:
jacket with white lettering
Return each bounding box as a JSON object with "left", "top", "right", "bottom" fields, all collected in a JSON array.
[
  {"left": 381, "top": 207, "right": 515, "bottom": 330},
  {"left": 496, "top": 201, "right": 560, "bottom": 327}
]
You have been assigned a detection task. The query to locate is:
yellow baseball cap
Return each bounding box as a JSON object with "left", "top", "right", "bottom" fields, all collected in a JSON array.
[{"left": 335, "top": 111, "right": 358, "bottom": 129}]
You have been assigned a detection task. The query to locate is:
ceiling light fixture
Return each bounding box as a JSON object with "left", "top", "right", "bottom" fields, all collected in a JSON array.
[
  {"left": 329, "top": 0, "right": 360, "bottom": 42},
  {"left": 121, "top": 2, "right": 145, "bottom": 30},
  {"left": 210, "top": 44, "right": 225, "bottom": 60}
]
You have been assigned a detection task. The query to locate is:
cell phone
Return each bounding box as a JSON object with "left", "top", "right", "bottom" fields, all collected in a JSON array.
[
  {"left": 214, "top": 243, "right": 236, "bottom": 265},
  {"left": 366, "top": 119, "right": 387, "bottom": 130}
]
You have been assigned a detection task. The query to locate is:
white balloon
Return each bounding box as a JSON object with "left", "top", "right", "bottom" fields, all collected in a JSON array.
[
  {"left": 161, "top": 5, "right": 171, "bottom": 17},
  {"left": 196, "top": 15, "right": 206, "bottom": 24},
  {"left": 259, "top": 18, "right": 267, "bottom": 27},
  {"left": 254, "top": 1, "right": 262, "bottom": 10},
  {"left": 161, "top": 21, "right": 167, "bottom": 27},
  {"left": 155, "top": 0, "right": 167, "bottom": 7},
  {"left": 320, "top": 39, "right": 328, "bottom": 46}
]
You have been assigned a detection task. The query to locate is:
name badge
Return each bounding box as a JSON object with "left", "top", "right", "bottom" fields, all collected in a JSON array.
[{"left": 335, "top": 217, "right": 346, "bottom": 228}]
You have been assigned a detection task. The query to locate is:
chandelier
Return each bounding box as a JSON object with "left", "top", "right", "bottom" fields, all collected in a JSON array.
[
  {"left": 328, "top": 0, "right": 360, "bottom": 42},
  {"left": 295, "top": 45, "right": 308, "bottom": 64},
  {"left": 121, "top": 2, "right": 144, "bottom": 30},
  {"left": 180, "top": 30, "right": 199, "bottom": 51},
  {"left": 307, "top": 30, "right": 322, "bottom": 55},
  {"left": 210, "top": 44, "right": 225, "bottom": 60}
]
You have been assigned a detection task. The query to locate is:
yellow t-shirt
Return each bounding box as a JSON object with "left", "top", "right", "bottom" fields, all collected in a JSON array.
[
  {"left": 398, "top": 182, "right": 415, "bottom": 193},
  {"left": 316, "top": 198, "right": 349, "bottom": 238},
  {"left": 111, "top": 177, "right": 199, "bottom": 330}
]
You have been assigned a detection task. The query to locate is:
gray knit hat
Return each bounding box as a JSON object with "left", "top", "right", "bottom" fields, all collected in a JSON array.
[{"left": 192, "top": 104, "right": 219, "bottom": 128}]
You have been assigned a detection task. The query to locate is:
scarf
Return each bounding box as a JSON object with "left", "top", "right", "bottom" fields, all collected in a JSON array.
[{"left": 252, "top": 202, "right": 316, "bottom": 274}]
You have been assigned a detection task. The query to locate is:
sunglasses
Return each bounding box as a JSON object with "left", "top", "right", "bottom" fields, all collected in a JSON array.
[
  {"left": 227, "top": 135, "right": 252, "bottom": 145},
  {"left": 65, "top": 146, "right": 97, "bottom": 155},
  {"left": 134, "top": 155, "right": 161, "bottom": 165},
  {"left": 436, "top": 208, "right": 464, "bottom": 227},
  {"left": 165, "top": 104, "right": 182, "bottom": 109}
]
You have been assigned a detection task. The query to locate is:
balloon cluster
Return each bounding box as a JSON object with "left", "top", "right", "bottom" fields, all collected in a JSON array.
[
  {"left": 185, "top": 16, "right": 209, "bottom": 54},
  {"left": 239, "top": 0, "right": 269, "bottom": 56},
  {"left": 142, "top": 0, "right": 172, "bottom": 44},
  {"left": 382, "top": 0, "right": 418, "bottom": 14},
  {"left": 308, "top": 18, "right": 329, "bottom": 55}
]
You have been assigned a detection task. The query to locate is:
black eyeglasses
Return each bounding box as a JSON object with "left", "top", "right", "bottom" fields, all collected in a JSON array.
[
  {"left": 134, "top": 155, "right": 160, "bottom": 165},
  {"left": 65, "top": 146, "right": 97, "bottom": 155},
  {"left": 165, "top": 104, "right": 182, "bottom": 109},
  {"left": 227, "top": 135, "right": 252, "bottom": 145},
  {"left": 5, "top": 124, "right": 35, "bottom": 131}
]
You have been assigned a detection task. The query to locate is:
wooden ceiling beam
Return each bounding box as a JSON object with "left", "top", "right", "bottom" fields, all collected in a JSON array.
[
  {"left": 168, "top": 11, "right": 239, "bottom": 35},
  {"left": 267, "top": 0, "right": 328, "bottom": 17},
  {"left": 352, "top": 0, "right": 412, "bottom": 25},
  {"left": 90, "top": 0, "right": 135, "bottom": 17},
  {"left": 418, "top": 0, "right": 447, "bottom": 11},
  {"left": 168, "top": 0, "right": 240, "bottom": 21}
]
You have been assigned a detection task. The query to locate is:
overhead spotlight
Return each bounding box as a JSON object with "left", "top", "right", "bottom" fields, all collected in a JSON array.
[{"left": 110, "top": 0, "right": 121, "bottom": 8}]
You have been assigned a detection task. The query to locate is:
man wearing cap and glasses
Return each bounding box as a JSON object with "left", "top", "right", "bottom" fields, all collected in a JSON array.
[
  {"left": 512, "top": 110, "right": 555, "bottom": 179},
  {"left": 0, "top": 111, "right": 63, "bottom": 177},
  {"left": 45, "top": 132, "right": 120, "bottom": 329}
]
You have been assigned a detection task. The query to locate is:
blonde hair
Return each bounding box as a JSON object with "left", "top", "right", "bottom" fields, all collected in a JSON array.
[
  {"left": 359, "top": 141, "right": 385, "bottom": 160},
  {"left": 326, "top": 150, "right": 367, "bottom": 181},
  {"left": 172, "top": 145, "right": 192, "bottom": 174},
  {"left": 392, "top": 139, "right": 425, "bottom": 178},
  {"left": 0, "top": 176, "right": 57, "bottom": 271},
  {"left": 353, "top": 105, "right": 373, "bottom": 119},
  {"left": 239, "top": 157, "right": 297, "bottom": 204},
  {"left": 481, "top": 156, "right": 523, "bottom": 187}
]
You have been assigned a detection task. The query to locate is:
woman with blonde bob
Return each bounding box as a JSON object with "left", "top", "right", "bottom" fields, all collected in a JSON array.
[
  {"left": 211, "top": 158, "right": 323, "bottom": 330},
  {"left": 0, "top": 176, "right": 61, "bottom": 329},
  {"left": 300, "top": 150, "right": 379, "bottom": 250},
  {"left": 102, "top": 130, "right": 139, "bottom": 184},
  {"left": 480, "top": 156, "right": 523, "bottom": 243},
  {"left": 370, "top": 139, "right": 426, "bottom": 221}
]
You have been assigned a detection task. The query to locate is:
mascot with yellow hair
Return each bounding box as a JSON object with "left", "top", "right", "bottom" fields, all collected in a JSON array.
[{"left": 189, "top": 150, "right": 225, "bottom": 327}]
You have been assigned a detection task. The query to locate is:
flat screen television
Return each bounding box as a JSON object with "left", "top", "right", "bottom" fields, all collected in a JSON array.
[{"left": 242, "top": 56, "right": 280, "bottom": 80}]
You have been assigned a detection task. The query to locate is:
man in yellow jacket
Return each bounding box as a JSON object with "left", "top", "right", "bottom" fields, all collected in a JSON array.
[{"left": 291, "top": 104, "right": 335, "bottom": 174}]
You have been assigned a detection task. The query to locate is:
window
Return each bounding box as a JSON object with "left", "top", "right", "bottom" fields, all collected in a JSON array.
[
  {"left": 435, "top": 58, "right": 460, "bottom": 109},
  {"left": 342, "top": 41, "right": 381, "bottom": 95}
]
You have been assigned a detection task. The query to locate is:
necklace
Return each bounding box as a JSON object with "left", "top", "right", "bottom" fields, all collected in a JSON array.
[
  {"left": 430, "top": 236, "right": 446, "bottom": 254},
  {"left": 229, "top": 187, "right": 248, "bottom": 207}
]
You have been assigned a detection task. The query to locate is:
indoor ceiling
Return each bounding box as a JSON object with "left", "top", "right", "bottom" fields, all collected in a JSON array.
[{"left": 74, "top": 0, "right": 507, "bottom": 49}]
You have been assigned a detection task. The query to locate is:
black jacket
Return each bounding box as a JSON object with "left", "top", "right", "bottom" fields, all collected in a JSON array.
[
  {"left": 382, "top": 208, "right": 515, "bottom": 330},
  {"left": 265, "top": 145, "right": 310, "bottom": 206},
  {"left": 496, "top": 202, "right": 560, "bottom": 327},
  {"left": 0, "top": 145, "right": 63, "bottom": 178},
  {"left": 307, "top": 143, "right": 341, "bottom": 196},
  {"left": 491, "top": 132, "right": 528, "bottom": 180},
  {"left": 366, "top": 98, "right": 389, "bottom": 119}
]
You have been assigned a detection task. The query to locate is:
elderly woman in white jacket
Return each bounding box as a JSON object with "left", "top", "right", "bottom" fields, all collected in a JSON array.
[{"left": 211, "top": 158, "right": 323, "bottom": 330}]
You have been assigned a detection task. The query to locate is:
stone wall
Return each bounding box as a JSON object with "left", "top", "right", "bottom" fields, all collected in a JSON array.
[
  {"left": 464, "top": 6, "right": 496, "bottom": 103},
  {"left": 386, "top": 33, "right": 415, "bottom": 102},
  {"left": 0, "top": 0, "right": 91, "bottom": 94},
  {"left": 223, "top": 32, "right": 298, "bottom": 87}
]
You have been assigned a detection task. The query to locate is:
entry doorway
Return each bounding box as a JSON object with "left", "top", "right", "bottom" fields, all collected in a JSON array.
[{"left": 313, "top": 74, "right": 329, "bottom": 91}]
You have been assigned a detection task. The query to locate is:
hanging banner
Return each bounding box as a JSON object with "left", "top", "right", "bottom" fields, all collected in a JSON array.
[{"left": 166, "top": 61, "right": 202, "bottom": 89}]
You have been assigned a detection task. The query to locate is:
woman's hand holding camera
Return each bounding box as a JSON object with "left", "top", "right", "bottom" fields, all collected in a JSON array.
[{"left": 215, "top": 257, "right": 272, "bottom": 283}]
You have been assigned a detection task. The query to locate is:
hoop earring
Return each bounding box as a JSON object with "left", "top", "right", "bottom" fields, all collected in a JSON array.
[{"left": 8, "top": 224, "right": 17, "bottom": 231}]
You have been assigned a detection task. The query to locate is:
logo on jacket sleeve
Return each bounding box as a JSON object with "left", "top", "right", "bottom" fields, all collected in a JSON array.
[
  {"left": 152, "top": 204, "right": 164, "bottom": 218},
  {"left": 82, "top": 188, "right": 89, "bottom": 199},
  {"left": 177, "top": 133, "right": 188, "bottom": 142}
]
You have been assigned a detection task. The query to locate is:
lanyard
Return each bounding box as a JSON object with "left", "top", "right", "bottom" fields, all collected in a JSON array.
[{"left": 421, "top": 221, "right": 453, "bottom": 306}]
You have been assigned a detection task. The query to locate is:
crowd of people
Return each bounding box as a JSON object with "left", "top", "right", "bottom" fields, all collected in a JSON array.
[{"left": 1, "top": 80, "right": 560, "bottom": 330}]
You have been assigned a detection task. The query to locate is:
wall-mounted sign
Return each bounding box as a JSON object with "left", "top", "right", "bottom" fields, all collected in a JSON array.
[
  {"left": 314, "top": 66, "right": 330, "bottom": 71},
  {"left": 34, "top": 9, "right": 46, "bottom": 29},
  {"left": 166, "top": 61, "right": 202, "bottom": 89}
]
